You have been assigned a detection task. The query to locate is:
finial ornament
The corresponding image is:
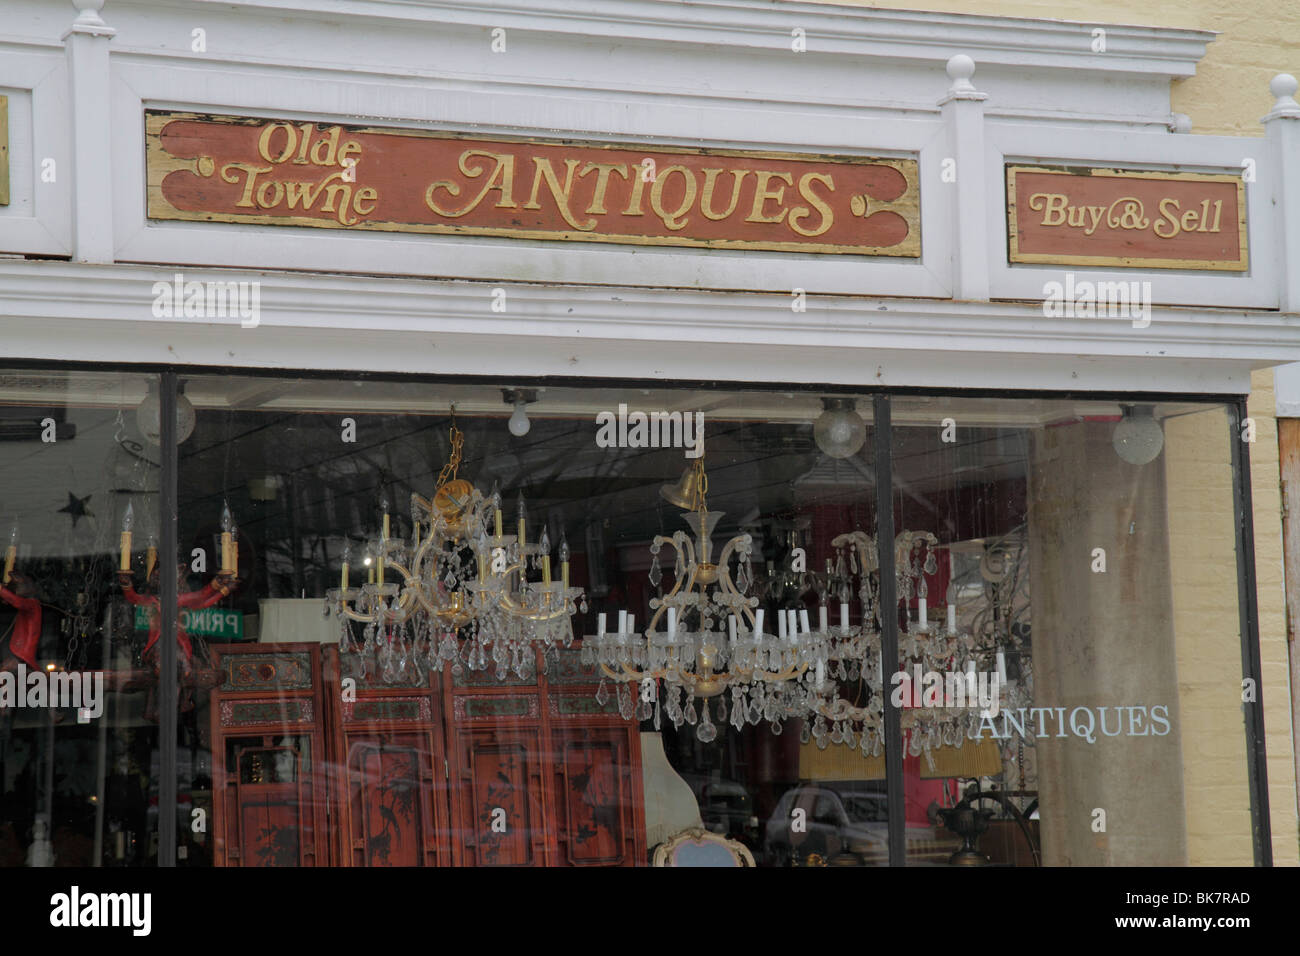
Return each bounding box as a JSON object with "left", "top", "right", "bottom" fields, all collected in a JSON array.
[
  {"left": 1265, "top": 73, "right": 1300, "bottom": 121},
  {"left": 939, "top": 54, "right": 987, "bottom": 105}
]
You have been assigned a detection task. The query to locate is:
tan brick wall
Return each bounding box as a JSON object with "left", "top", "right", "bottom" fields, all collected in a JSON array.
[{"left": 796, "top": 0, "right": 1299, "bottom": 864}]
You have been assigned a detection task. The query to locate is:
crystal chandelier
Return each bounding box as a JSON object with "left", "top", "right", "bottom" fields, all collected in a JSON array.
[
  {"left": 326, "top": 414, "right": 585, "bottom": 684},
  {"left": 585, "top": 457, "right": 829, "bottom": 741},
  {"left": 794, "top": 529, "right": 1030, "bottom": 765}
]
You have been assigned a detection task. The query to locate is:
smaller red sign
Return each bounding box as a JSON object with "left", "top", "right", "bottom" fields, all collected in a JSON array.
[{"left": 1007, "top": 166, "right": 1247, "bottom": 271}]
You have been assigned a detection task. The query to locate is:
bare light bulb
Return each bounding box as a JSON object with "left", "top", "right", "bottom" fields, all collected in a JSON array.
[
  {"left": 814, "top": 397, "right": 866, "bottom": 459},
  {"left": 508, "top": 400, "right": 531, "bottom": 437},
  {"left": 1113, "top": 406, "right": 1164, "bottom": 465}
]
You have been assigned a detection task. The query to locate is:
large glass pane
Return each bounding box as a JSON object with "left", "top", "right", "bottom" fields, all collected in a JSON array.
[
  {"left": 171, "top": 376, "right": 889, "bottom": 866},
  {"left": 0, "top": 369, "right": 162, "bottom": 866},
  {"left": 887, "top": 396, "right": 1251, "bottom": 866}
]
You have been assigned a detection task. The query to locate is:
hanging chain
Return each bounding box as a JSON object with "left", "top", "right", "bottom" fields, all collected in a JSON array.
[
  {"left": 435, "top": 408, "right": 464, "bottom": 490},
  {"left": 690, "top": 458, "right": 708, "bottom": 514}
]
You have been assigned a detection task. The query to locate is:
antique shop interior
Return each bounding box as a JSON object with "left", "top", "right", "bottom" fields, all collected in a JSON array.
[{"left": 0, "top": 368, "right": 1254, "bottom": 866}]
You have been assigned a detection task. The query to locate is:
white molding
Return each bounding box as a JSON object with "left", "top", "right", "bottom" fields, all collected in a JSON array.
[
  {"left": 0, "top": 262, "right": 1294, "bottom": 395},
  {"left": 178, "top": 0, "right": 1215, "bottom": 78},
  {"left": 0, "top": 49, "right": 72, "bottom": 256},
  {"left": 984, "top": 121, "right": 1278, "bottom": 310}
]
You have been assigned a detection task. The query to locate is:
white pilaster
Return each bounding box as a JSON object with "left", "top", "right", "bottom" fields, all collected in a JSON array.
[
  {"left": 62, "top": 0, "right": 116, "bottom": 263},
  {"left": 1263, "top": 74, "right": 1300, "bottom": 313},
  {"left": 939, "top": 54, "right": 989, "bottom": 302}
]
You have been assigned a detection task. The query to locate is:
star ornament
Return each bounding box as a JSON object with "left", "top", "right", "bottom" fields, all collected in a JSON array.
[{"left": 58, "top": 492, "right": 94, "bottom": 527}]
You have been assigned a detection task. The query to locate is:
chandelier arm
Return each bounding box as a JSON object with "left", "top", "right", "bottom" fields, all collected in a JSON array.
[
  {"left": 647, "top": 561, "right": 699, "bottom": 634},
  {"left": 713, "top": 533, "right": 758, "bottom": 628},
  {"left": 341, "top": 606, "right": 380, "bottom": 624}
]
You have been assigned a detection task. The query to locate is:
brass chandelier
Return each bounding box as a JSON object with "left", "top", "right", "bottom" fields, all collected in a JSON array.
[
  {"left": 327, "top": 413, "right": 585, "bottom": 684},
  {"left": 585, "top": 455, "right": 829, "bottom": 741}
]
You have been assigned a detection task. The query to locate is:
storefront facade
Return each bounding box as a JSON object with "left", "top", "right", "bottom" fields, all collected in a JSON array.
[{"left": 0, "top": 0, "right": 1297, "bottom": 867}]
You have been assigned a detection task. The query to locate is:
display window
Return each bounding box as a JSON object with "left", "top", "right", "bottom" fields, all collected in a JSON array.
[{"left": 0, "top": 369, "right": 1257, "bottom": 866}]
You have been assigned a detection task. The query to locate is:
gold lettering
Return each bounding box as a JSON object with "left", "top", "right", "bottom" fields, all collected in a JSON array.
[
  {"left": 293, "top": 123, "right": 313, "bottom": 164},
  {"left": 257, "top": 124, "right": 296, "bottom": 164},
  {"left": 789, "top": 172, "right": 834, "bottom": 237},
  {"left": 623, "top": 172, "right": 648, "bottom": 216},
  {"left": 321, "top": 182, "right": 357, "bottom": 225},
  {"left": 1066, "top": 206, "right": 1087, "bottom": 228},
  {"left": 1154, "top": 197, "right": 1181, "bottom": 239},
  {"left": 309, "top": 126, "right": 342, "bottom": 166},
  {"left": 256, "top": 179, "right": 285, "bottom": 209},
  {"left": 426, "top": 150, "right": 518, "bottom": 218},
  {"left": 578, "top": 162, "right": 629, "bottom": 214},
  {"left": 221, "top": 162, "right": 274, "bottom": 208},
  {"left": 700, "top": 168, "right": 749, "bottom": 220},
  {"left": 649, "top": 165, "right": 697, "bottom": 231},
  {"left": 524, "top": 157, "right": 595, "bottom": 230},
  {"left": 1180, "top": 207, "right": 1199, "bottom": 233},
  {"left": 1028, "top": 192, "right": 1068, "bottom": 227},
  {"left": 339, "top": 141, "right": 363, "bottom": 168},
  {"left": 746, "top": 171, "right": 793, "bottom": 224},
  {"left": 353, "top": 186, "right": 378, "bottom": 217},
  {"left": 1210, "top": 199, "right": 1222, "bottom": 232},
  {"left": 285, "top": 170, "right": 346, "bottom": 211},
  {"left": 1083, "top": 206, "right": 1105, "bottom": 236}
]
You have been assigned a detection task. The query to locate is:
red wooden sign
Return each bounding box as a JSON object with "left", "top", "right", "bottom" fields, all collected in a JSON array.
[
  {"left": 1007, "top": 165, "right": 1248, "bottom": 271},
  {"left": 147, "top": 111, "right": 920, "bottom": 257}
]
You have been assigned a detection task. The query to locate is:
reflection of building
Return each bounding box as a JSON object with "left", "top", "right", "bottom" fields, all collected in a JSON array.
[{"left": 0, "top": 0, "right": 1296, "bottom": 869}]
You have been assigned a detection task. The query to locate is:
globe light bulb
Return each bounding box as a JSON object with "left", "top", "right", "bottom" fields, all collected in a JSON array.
[
  {"left": 1112, "top": 406, "right": 1164, "bottom": 465},
  {"left": 136, "top": 380, "right": 196, "bottom": 445},
  {"left": 508, "top": 399, "right": 531, "bottom": 437},
  {"left": 814, "top": 397, "right": 866, "bottom": 459}
]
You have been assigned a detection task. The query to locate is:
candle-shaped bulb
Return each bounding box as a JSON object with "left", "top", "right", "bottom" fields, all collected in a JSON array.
[
  {"left": 539, "top": 526, "right": 551, "bottom": 554},
  {"left": 516, "top": 490, "right": 527, "bottom": 547},
  {"left": 379, "top": 492, "right": 390, "bottom": 513},
  {"left": 230, "top": 522, "right": 240, "bottom": 574},
  {"left": 119, "top": 503, "right": 135, "bottom": 571},
  {"left": 220, "top": 500, "right": 232, "bottom": 533},
  {"left": 6, "top": 525, "right": 16, "bottom": 547},
  {"left": 490, "top": 481, "right": 501, "bottom": 511},
  {"left": 363, "top": 545, "right": 373, "bottom": 567},
  {"left": 558, "top": 532, "right": 569, "bottom": 564}
]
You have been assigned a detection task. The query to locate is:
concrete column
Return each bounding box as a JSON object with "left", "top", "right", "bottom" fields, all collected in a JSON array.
[{"left": 1028, "top": 420, "right": 1187, "bottom": 865}]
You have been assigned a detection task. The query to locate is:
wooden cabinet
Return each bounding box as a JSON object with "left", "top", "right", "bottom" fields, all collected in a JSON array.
[
  {"left": 321, "top": 648, "right": 448, "bottom": 867},
  {"left": 207, "top": 642, "right": 645, "bottom": 866},
  {"left": 207, "top": 644, "right": 330, "bottom": 867}
]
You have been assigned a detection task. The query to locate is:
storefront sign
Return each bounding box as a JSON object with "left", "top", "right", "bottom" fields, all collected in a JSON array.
[
  {"left": 1006, "top": 165, "right": 1247, "bottom": 271},
  {"left": 146, "top": 111, "right": 920, "bottom": 256},
  {"left": 134, "top": 605, "right": 244, "bottom": 639}
]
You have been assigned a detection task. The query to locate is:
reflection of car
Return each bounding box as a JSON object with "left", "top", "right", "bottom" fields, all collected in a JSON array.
[
  {"left": 765, "top": 785, "right": 934, "bottom": 865},
  {"left": 766, "top": 786, "right": 883, "bottom": 865},
  {"left": 700, "top": 782, "right": 759, "bottom": 846}
]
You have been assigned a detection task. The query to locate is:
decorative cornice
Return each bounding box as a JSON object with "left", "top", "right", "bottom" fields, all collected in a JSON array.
[
  {"left": 0, "top": 262, "right": 1294, "bottom": 392},
  {"left": 174, "top": 0, "right": 1214, "bottom": 77}
]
